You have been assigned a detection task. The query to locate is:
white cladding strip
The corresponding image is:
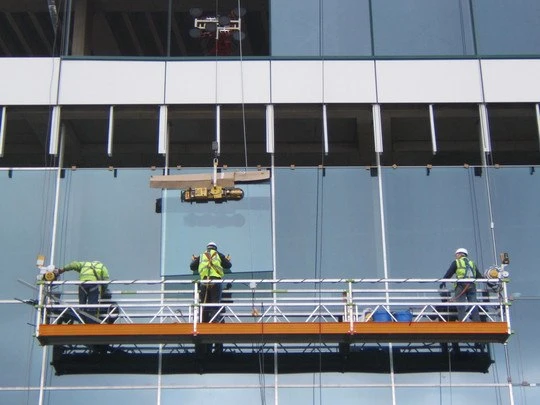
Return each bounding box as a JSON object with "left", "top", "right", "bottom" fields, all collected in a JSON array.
[
  {"left": 481, "top": 59, "right": 540, "bottom": 103},
  {"left": 0, "top": 58, "right": 60, "bottom": 105},
  {"left": 375, "top": 60, "right": 483, "bottom": 103},
  {"left": 58, "top": 60, "right": 166, "bottom": 105},
  {"left": 0, "top": 59, "right": 539, "bottom": 105}
]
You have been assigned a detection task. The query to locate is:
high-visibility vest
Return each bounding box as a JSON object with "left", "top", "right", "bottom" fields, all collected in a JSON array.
[
  {"left": 64, "top": 261, "right": 109, "bottom": 281},
  {"left": 198, "top": 250, "right": 224, "bottom": 279},
  {"left": 455, "top": 257, "right": 476, "bottom": 279}
]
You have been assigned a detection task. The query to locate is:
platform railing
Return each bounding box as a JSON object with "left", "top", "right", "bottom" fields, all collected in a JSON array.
[{"left": 36, "top": 278, "right": 509, "bottom": 332}]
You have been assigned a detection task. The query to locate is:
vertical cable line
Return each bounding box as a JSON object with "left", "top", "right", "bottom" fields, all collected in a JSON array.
[
  {"left": 237, "top": 0, "right": 248, "bottom": 171},
  {"left": 369, "top": 3, "right": 396, "bottom": 401},
  {"left": 468, "top": 2, "right": 511, "bottom": 403},
  {"left": 312, "top": 1, "right": 326, "bottom": 404}
]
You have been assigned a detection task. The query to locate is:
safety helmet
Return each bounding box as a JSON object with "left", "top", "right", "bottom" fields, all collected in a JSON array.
[
  {"left": 455, "top": 248, "right": 468, "bottom": 256},
  {"left": 207, "top": 242, "right": 217, "bottom": 249}
]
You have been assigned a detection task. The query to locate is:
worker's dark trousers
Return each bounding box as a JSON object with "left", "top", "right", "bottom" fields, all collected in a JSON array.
[
  {"left": 79, "top": 284, "right": 100, "bottom": 323},
  {"left": 197, "top": 278, "right": 223, "bottom": 355},
  {"left": 199, "top": 279, "right": 223, "bottom": 323},
  {"left": 454, "top": 283, "right": 480, "bottom": 321}
]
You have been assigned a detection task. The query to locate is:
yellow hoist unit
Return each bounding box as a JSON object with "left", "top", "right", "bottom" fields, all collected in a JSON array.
[{"left": 181, "top": 185, "right": 244, "bottom": 203}]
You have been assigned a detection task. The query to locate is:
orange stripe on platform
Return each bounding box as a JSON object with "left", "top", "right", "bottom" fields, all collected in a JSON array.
[{"left": 37, "top": 322, "right": 510, "bottom": 345}]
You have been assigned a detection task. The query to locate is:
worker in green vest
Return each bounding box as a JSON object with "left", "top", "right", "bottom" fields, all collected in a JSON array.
[
  {"left": 440, "top": 248, "right": 483, "bottom": 321},
  {"left": 58, "top": 261, "right": 110, "bottom": 322},
  {"left": 190, "top": 242, "right": 232, "bottom": 323}
]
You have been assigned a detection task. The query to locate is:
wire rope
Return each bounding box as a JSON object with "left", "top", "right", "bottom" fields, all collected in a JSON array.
[{"left": 311, "top": 2, "right": 327, "bottom": 404}]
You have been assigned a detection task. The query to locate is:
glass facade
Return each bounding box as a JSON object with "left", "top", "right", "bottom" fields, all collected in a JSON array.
[
  {"left": 1, "top": 0, "right": 540, "bottom": 404},
  {"left": 1, "top": 0, "right": 540, "bottom": 58},
  {"left": 2, "top": 164, "right": 540, "bottom": 402}
]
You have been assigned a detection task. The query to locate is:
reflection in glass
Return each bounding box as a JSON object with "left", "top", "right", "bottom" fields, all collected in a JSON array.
[
  {"left": 372, "top": 0, "right": 475, "bottom": 56},
  {"left": 163, "top": 171, "right": 272, "bottom": 277},
  {"left": 473, "top": 0, "right": 540, "bottom": 55}
]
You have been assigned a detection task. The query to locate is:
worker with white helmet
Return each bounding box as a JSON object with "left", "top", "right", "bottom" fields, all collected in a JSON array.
[
  {"left": 190, "top": 242, "right": 232, "bottom": 323},
  {"left": 440, "top": 248, "right": 483, "bottom": 321}
]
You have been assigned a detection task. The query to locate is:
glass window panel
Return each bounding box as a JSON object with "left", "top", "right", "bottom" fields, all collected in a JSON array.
[
  {"left": 321, "top": 0, "right": 372, "bottom": 57},
  {"left": 0, "top": 2, "right": 57, "bottom": 57},
  {"left": 487, "top": 104, "right": 540, "bottom": 165},
  {"left": 473, "top": 0, "right": 540, "bottom": 55},
  {"left": 275, "top": 167, "right": 382, "bottom": 278},
  {"left": 271, "top": 0, "right": 320, "bottom": 56},
  {"left": 162, "top": 168, "right": 272, "bottom": 277},
  {"left": 0, "top": 170, "right": 57, "bottom": 294},
  {"left": 382, "top": 167, "right": 492, "bottom": 279},
  {"left": 372, "top": 0, "right": 475, "bottom": 56},
  {"left": 80, "top": 0, "right": 169, "bottom": 57},
  {"left": 506, "top": 300, "right": 540, "bottom": 384},
  {"left": 162, "top": 386, "right": 271, "bottom": 404},
  {"left": 396, "top": 387, "right": 504, "bottom": 405},
  {"left": 173, "top": 0, "right": 269, "bottom": 57},
  {"left": 0, "top": 305, "right": 42, "bottom": 386},
  {"left": 56, "top": 169, "right": 161, "bottom": 279},
  {"left": 274, "top": 168, "right": 318, "bottom": 278},
  {"left": 488, "top": 166, "right": 540, "bottom": 297},
  {"left": 278, "top": 387, "right": 393, "bottom": 405},
  {"left": 47, "top": 389, "right": 157, "bottom": 404}
]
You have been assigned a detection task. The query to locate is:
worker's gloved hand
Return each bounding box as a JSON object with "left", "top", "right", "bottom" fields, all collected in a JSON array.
[
  {"left": 439, "top": 282, "right": 446, "bottom": 289},
  {"left": 191, "top": 255, "right": 197, "bottom": 261},
  {"left": 226, "top": 255, "right": 231, "bottom": 261}
]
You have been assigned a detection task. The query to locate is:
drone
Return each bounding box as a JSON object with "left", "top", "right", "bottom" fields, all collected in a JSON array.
[{"left": 189, "top": 7, "right": 246, "bottom": 55}]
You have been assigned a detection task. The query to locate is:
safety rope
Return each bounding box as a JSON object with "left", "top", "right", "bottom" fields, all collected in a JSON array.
[{"left": 312, "top": 2, "right": 326, "bottom": 404}]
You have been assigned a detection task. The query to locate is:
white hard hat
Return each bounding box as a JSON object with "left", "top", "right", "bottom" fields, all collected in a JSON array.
[
  {"left": 455, "top": 248, "right": 468, "bottom": 256},
  {"left": 207, "top": 242, "right": 217, "bottom": 249}
]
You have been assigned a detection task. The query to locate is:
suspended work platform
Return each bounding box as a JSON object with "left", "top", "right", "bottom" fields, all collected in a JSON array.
[{"left": 35, "top": 277, "right": 511, "bottom": 374}]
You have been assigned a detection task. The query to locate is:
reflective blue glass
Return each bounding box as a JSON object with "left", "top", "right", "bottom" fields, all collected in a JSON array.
[
  {"left": 271, "top": 0, "right": 372, "bottom": 57},
  {"left": 162, "top": 168, "right": 272, "bottom": 277},
  {"left": 372, "top": 0, "right": 475, "bottom": 56},
  {"left": 382, "top": 167, "right": 493, "bottom": 279},
  {"left": 473, "top": 0, "right": 540, "bottom": 55},
  {"left": 275, "top": 167, "right": 382, "bottom": 278},
  {"left": 56, "top": 169, "right": 162, "bottom": 279}
]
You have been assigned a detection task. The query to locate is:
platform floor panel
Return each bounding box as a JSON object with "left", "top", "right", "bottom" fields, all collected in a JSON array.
[{"left": 37, "top": 321, "right": 510, "bottom": 345}]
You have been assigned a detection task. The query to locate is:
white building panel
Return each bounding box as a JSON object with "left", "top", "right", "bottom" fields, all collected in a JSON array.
[
  {"left": 166, "top": 61, "right": 216, "bottom": 104},
  {"left": 0, "top": 58, "right": 60, "bottom": 105},
  {"left": 376, "top": 60, "right": 483, "bottom": 103},
  {"left": 481, "top": 60, "right": 540, "bottom": 103},
  {"left": 58, "top": 60, "right": 165, "bottom": 105},
  {"left": 271, "top": 61, "right": 323, "bottom": 103},
  {"left": 165, "top": 61, "right": 270, "bottom": 104},
  {"left": 323, "top": 61, "right": 377, "bottom": 103}
]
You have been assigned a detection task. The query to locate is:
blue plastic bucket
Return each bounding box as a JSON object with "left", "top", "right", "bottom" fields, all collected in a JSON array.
[
  {"left": 372, "top": 309, "right": 392, "bottom": 322},
  {"left": 393, "top": 310, "right": 413, "bottom": 322}
]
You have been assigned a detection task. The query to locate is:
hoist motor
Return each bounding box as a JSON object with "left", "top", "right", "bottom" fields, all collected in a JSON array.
[
  {"left": 181, "top": 185, "right": 244, "bottom": 203},
  {"left": 37, "top": 264, "right": 59, "bottom": 282},
  {"left": 484, "top": 265, "right": 509, "bottom": 293}
]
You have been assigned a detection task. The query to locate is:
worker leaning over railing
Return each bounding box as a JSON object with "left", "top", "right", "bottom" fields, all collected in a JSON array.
[
  {"left": 57, "top": 260, "right": 110, "bottom": 322},
  {"left": 440, "top": 248, "right": 483, "bottom": 321}
]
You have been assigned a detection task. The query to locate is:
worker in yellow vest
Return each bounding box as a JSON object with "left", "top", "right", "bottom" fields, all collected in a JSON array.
[
  {"left": 190, "top": 242, "right": 232, "bottom": 323},
  {"left": 58, "top": 261, "right": 110, "bottom": 322},
  {"left": 440, "top": 248, "right": 482, "bottom": 321}
]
